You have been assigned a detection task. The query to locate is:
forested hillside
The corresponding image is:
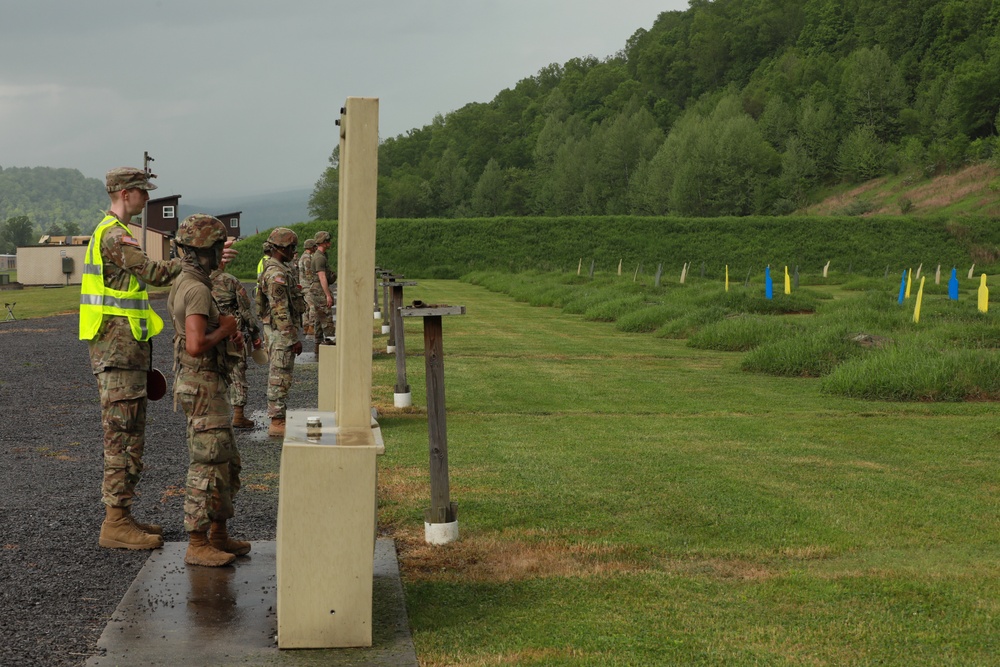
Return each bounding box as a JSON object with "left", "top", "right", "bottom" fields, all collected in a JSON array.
[
  {"left": 0, "top": 167, "right": 106, "bottom": 252},
  {"left": 310, "top": 0, "right": 1000, "bottom": 220}
]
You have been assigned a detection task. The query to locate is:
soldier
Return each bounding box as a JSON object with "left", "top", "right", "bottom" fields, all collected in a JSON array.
[
  {"left": 309, "top": 230, "right": 336, "bottom": 356},
  {"left": 298, "top": 238, "right": 317, "bottom": 335},
  {"left": 80, "top": 167, "right": 177, "bottom": 551},
  {"left": 167, "top": 214, "right": 249, "bottom": 567},
  {"left": 256, "top": 227, "right": 306, "bottom": 437},
  {"left": 211, "top": 257, "right": 263, "bottom": 429}
]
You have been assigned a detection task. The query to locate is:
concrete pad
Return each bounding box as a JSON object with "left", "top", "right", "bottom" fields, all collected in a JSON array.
[{"left": 86, "top": 539, "right": 417, "bottom": 667}]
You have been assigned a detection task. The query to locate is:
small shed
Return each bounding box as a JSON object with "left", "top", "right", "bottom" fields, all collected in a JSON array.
[
  {"left": 215, "top": 211, "right": 243, "bottom": 238},
  {"left": 145, "top": 195, "right": 182, "bottom": 235}
]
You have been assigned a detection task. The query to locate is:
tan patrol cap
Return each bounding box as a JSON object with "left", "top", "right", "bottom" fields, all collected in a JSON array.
[{"left": 106, "top": 167, "right": 157, "bottom": 193}]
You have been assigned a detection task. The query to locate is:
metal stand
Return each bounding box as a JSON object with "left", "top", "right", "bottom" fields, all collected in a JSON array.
[{"left": 4, "top": 302, "right": 15, "bottom": 322}]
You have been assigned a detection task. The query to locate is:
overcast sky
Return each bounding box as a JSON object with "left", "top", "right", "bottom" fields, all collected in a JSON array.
[{"left": 0, "top": 1, "right": 689, "bottom": 201}]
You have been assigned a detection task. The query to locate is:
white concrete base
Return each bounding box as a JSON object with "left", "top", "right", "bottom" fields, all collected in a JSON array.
[
  {"left": 425, "top": 521, "right": 459, "bottom": 545},
  {"left": 393, "top": 392, "right": 412, "bottom": 408},
  {"left": 386, "top": 345, "right": 396, "bottom": 354},
  {"left": 381, "top": 325, "right": 391, "bottom": 334},
  {"left": 373, "top": 311, "right": 381, "bottom": 319}
]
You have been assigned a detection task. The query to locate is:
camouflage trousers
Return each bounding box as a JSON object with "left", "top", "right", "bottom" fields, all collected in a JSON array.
[
  {"left": 264, "top": 324, "right": 296, "bottom": 419},
  {"left": 96, "top": 369, "right": 147, "bottom": 508},
  {"left": 174, "top": 366, "right": 241, "bottom": 533},
  {"left": 307, "top": 292, "right": 335, "bottom": 340},
  {"left": 227, "top": 352, "right": 250, "bottom": 407},
  {"left": 302, "top": 300, "right": 315, "bottom": 329}
]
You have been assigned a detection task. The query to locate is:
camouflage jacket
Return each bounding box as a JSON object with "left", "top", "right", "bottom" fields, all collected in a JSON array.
[
  {"left": 298, "top": 250, "right": 316, "bottom": 292},
  {"left": 87, "top": 218, "right": 182, "bottom": 374},
  {"left": 255, "top": 256, "right": 305, "bottom": 346},
  {"left": 211, "top": 269, "right": 262, "bottom": 346}
]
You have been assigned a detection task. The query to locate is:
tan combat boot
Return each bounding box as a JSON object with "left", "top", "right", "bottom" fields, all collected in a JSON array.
[
  {"left": 268, "top": 417, "right": 285, "bottom": 438},
  {"left": 99, "top": 506, "right": 164, "bottom": 550},
  {"left": 314, "top": 340, "right": 320, "bottom": 356},
  {"left": 124, "top": 506, "right": 163, "bottom": 535},
  {"left": 184, "top": 531, "right": 236, "bottom": 567},
  {"left": 209, "top": 520, "right": 251, "bottom": 556},
  {"left": 231, "top": 406, "right": 256, "bottom": 429}
]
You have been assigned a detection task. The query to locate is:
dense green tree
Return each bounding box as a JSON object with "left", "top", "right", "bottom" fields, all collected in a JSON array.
[
  {"left": 837, "top": 124, "right": 886, "bottom": 182},
  {"left": 0, "top": 215, "right": 35, "bottom": 253},
  {"left": 470, "top": 159, "right": 505, "bottom": 217},
  {"left": 841, "top": 46, "right": 908, "bottom": 140},
  {"left": 308, "top": 147, "right": 339, "bottom": 220},
  {"left": 309, "top": 0, "right": 1000, "bottom": 219}
]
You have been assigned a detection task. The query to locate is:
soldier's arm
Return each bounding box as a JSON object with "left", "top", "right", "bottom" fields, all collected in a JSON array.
[{"left": 106, "top": 231, "right": 181, "bottom": 286}]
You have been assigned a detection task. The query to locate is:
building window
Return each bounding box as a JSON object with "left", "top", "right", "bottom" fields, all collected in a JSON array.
[
  {"left": 162, "top": 205, "right": 175, "bottom": 219},
  {"left": 230, "top": 218, "right": 238, "bottom": 228}
]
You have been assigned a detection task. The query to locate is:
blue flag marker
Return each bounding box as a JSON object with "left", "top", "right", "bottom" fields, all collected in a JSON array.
[
  {"left": 765, "top": 266, "right": 773, "bottom": 300},
  {"left": 897, "top": 269, "right": 907, "bottom": 304},
  {"left": 949, "top": 267, "right": 959, "bottom": 300}
]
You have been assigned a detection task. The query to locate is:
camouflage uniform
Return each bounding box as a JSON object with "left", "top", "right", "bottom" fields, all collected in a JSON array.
[
  {"left": 211, "top": 269, "right": 262, "bottom": 409},
  {"left": 168, "top": 221, "right": 241, "bottom": 534},
  {"left": 298, "top": 240, "right": 316, "bottom": 331},
  {"left": 257, "top": 254, "right": 305, "bottom": 419},
  {"left": 309, "top": 238, "right": 336, "bottom": 342},
  {"left": 87, "top": 217, "right": 180, "bottom": 509}
]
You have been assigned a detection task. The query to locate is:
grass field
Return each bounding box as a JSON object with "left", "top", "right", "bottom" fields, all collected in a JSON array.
[
  {"left": 375, "top": 279, "right": 1000, "bottom": 666},
  {"left": 9, "top": 275, "right": 1000, "bottom": 663}
]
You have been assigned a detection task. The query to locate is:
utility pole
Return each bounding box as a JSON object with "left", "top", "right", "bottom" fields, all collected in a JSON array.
[{"left": 141, "top": 151, "right": 154, "bottom": 251}]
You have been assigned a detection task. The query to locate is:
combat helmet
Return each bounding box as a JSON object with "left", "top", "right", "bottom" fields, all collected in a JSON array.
[
  {"left": 176, "top": 214, "right": 228, "bottom": 248},
  {"left": 266, "top": 227, "right": 298, "bottom": 248},
  {"left": 313, "top": 230, "right": 331, "bottom": 244},
  {"left": 304, "top": 238, "right": 316, "bottom": 249}
]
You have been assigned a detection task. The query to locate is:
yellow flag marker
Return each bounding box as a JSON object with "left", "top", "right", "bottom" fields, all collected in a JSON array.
[
  {"left": 617, "top": 259, "right": 622, "bottom": 276},
  {"left": 978, "top": 274, "right": 989, "bottom": 313},
  {"left": 577, "top": 258, "right": 582, "bottom": 276},
  {"left": 784, "top": 266, "right": 791, "bottom": 295},
  {"left": 725, "top": 265, "right": 729, "bottom": 292},
  {"left": 913, "top": 276, "right": 926, "bottom": 323},
  {"left": 905, "top": 268, "right": 912, "bottom": 299}
]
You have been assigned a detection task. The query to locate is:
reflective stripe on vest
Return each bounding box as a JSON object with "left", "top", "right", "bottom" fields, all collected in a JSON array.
[{"left": 78, "top": 215, "right": 164, "bottom": 342}]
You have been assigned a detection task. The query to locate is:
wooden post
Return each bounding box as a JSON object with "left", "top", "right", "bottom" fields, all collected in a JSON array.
[
  {"left": 654, "top": 263, "right": 662, "bottom": 287},
  {"left": 401, "top": 304, "right": 465, "bottom": 544},
  {"left": 390, "top": 280, "right": 416, "bottom": 407},
  {"left": 424, "top": 315, "right": 452, "bottom": 524}
]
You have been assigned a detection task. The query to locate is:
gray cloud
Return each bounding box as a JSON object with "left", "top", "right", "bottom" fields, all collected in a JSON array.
[{"left": 0, "top": 0, "right": 686, "bottom": 199}]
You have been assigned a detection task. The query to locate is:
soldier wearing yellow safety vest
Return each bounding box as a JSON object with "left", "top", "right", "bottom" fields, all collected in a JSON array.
[{"left": 80, "top": 167, "right": 237, "bottom": 551}]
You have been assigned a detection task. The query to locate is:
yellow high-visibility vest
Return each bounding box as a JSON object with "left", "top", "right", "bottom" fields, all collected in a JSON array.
[
  {"left": 79, "top": 215, "right": 164, "bottom": 342},
  {"left": 256, "top": 256, "right": 265, "bottom": 278}
]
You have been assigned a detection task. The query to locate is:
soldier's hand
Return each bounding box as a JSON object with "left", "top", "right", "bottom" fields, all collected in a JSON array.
[
  {"left": 218, "top": 314, "right": 238, "bottom": 337},
  {"left": 231, "top": 330, "right": 244, "bottom": 348},
  {"left": 326, "top": 293, "right": 334, "bottom": 308},
  {"left": 222, "top": 238, "right": 238, "bottom": 264},
  {"left": 253, "top": 338, "right": 262, "bottom": 349},
  {"left": 292, "top": 341, "right": 303, "bottom": 356}
]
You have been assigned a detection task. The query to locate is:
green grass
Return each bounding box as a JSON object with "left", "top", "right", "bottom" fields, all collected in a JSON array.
[
  {"left": 373, "top": 279, "right": 1000, "bottom": 666},
  {"left": 0, "top": 284, "right": 169, "bottom": 321}
]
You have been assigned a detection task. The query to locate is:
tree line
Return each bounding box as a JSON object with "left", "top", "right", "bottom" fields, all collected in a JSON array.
[
  {"left": 0, "top": 166, "right": 107, "bottom": 253},
  {"left": 309, "top": 0, "right": 1000, "bottom": 220}
]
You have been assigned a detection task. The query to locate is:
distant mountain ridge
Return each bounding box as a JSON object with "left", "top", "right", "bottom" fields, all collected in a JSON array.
[{"left": 179, "top": 188, "right": 312, "bottom": 236}]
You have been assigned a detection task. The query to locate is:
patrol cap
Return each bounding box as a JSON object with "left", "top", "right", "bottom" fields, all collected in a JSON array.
[
  {"left": 314, "top": 230, "right": 332, "bottom": 244},
  {"left": 304, "top": 238, "right": 316, "bottom": 249},
  {"left": 106, "top": 167, "right": 157, "bottom": 192}
]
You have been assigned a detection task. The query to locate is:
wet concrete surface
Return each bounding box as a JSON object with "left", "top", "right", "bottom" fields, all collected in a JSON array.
[{"left": 86, "top": 539, "right": 417, "bottom": 667}]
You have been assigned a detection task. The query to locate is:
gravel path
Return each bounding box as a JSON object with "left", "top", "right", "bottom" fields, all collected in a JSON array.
[{"left": 0, "top": 291, "right": 315, "bottom": 667}]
